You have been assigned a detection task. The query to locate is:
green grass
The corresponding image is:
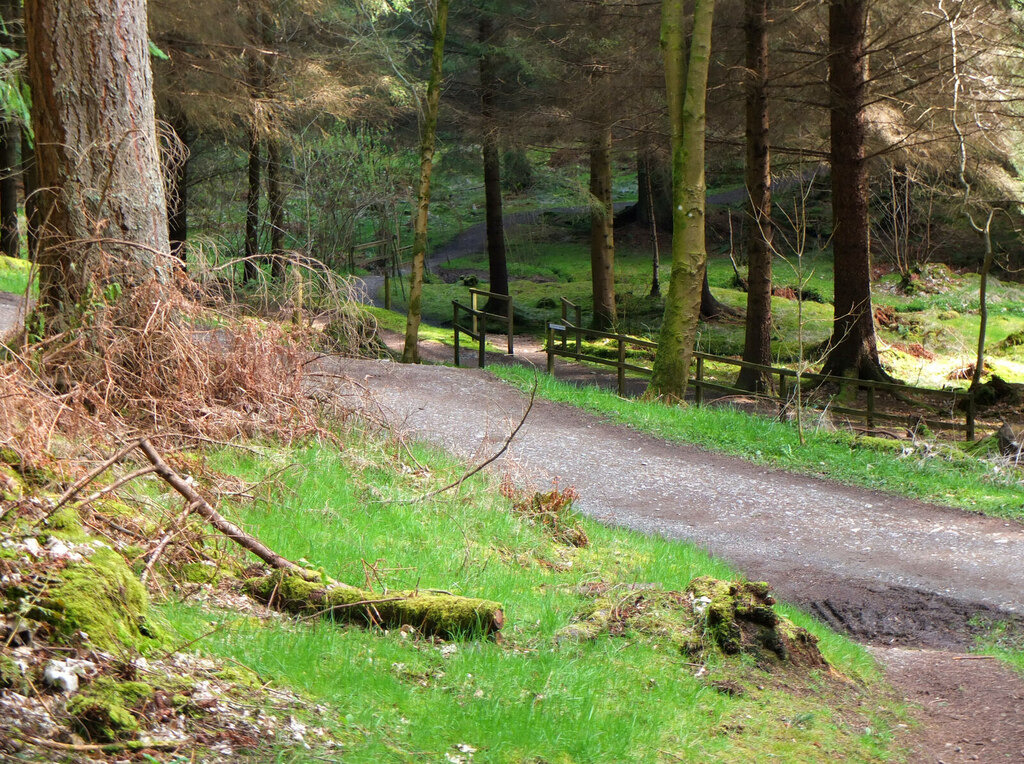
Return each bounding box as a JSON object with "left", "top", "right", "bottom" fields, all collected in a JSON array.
[
  {"left": 489, "top": 365, "right": 1024, "bottom": 521},
  {"left": 159, "top": 437, "right": 906, "bottom": 763},
  {"left": 0, "top": 254, "right": 33, "bottom": 296}
]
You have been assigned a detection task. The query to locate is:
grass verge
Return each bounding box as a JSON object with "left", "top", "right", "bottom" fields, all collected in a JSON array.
[
  {"left": 159, "top": 436, "right": 907, "bottom": 763},
  {"left": 488, "top": 365, "right": 1024, "bottom": 521}
]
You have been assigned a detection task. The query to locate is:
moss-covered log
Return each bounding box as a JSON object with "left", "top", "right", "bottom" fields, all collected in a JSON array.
[{"left": 246, "top": 570, "right": 504, "bottom": 639}]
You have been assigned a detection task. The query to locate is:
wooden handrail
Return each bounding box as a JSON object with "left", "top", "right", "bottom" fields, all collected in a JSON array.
[
  {"left": 453, "top": 292, "right": 515, "bottom": 368},
  {"left": 545, "top": 322, "right": 978, "bottom": 439}
]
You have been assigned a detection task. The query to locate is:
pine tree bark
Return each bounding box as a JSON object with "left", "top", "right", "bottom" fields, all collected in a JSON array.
[
  {"left": 402, "top": 0, "right": 449, "bottom": 363},
  {"left": 244, "top": 123, "right": 260, "bottom": 282},
  {"left": 479, "top": 14, "right": 509, "bottom": 315},
  {"left": 649, "top": 0, "right": 716, "bottom": 401},
  {"left": 822, "top": 0, "right": 885, "bottom": 380},
  {"left": 25, "top": 0, "right": 170, "bottom": 330},
  {"left": 736, "top": 0, "right": 773, "bottom": 392},
  {"left": 589, "top": 125, "right": 616, "bottom": 330},
  {"left": 0, "top": 119, "right": 19, "bottom": 258},
  {"left": 268, "top": 137, "right": 286, "bottom": 279}
]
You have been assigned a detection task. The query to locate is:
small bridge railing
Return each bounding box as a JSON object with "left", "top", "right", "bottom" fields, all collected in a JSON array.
[
  {"left": 452, "top": 289, "right": 514, "bottom": 368},
  {"left": 546, "top": 299, "right": 978, "bottom": 439}
]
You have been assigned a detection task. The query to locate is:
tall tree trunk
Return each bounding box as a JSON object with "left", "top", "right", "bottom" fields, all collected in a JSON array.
[
  {"left": 639, "top": 149, "right": 662, "bottom": 297},
  {"left": 479, "top": 14, "right": 508, "bottom": 315},
  {"left": 25, "top": 0, "right": 170, "bottom": 332},
  {"left": 0, "top": 0, "right": 19, "bottom": 259},
  {"left": 267, "top": 137, "right": 286, "bottom": 279},
  {"left": 637, "top": 145, "right": 672, "bottom": 231},
  {"left": 649, "top": 0, "right": 716, "bottom": 401},
  {"left": 166, "top": 114, "right": 193, "bottom": 263},
  {"left": 21, "top": 126, "right": 38, "bottom": 261},
  {"left": 244, "top": 124, "right": 260, "bottom": 282},
  {"left": 402, "top": 0, "right": 449, "bottom": 363},
  {"left": 589, "top": 125, "right": 616, "bottom": 330},
  {"left": 0, "top": 119, "right": 19, "bottom": 258},
  {"left": 821, "top": 0, "right": 885, "bottom": 380},
  {"left": 736, "top": 0, "right": 773, "bottom": 392}
]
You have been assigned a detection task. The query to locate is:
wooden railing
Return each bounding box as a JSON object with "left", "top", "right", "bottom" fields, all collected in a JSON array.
[
  {"left": 452, "top": 289, "right": 514, "bottom": 368},
  {"left": 546, "top": 304, "right": 978, "bottom": 439}
]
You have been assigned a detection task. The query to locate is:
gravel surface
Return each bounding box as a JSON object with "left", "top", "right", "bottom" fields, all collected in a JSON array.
[{"left": 322, "top": 358, "right": 1024, "bottom": 635}]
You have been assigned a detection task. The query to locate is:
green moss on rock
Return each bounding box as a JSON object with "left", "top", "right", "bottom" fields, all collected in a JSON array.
[
  {"left": 54, "top": 547, "right": 165, "bottom": 652},
  {"left": 47, "top": 506, "right": 86, "bottom": 538},
  {"left": 66, "top": 677, "right": 152, "bottom": 742}
]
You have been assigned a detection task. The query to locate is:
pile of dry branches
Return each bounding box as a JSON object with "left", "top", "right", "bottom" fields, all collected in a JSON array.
[{"left": 0, "top": 254, "right": 373, "bottom": 472}]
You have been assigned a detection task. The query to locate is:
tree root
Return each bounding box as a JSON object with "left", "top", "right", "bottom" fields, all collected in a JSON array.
[{"left": 246, "top": 569, "right": 504, "bottom": 639}]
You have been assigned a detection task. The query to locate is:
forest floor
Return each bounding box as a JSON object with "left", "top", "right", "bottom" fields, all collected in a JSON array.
[
  {"left": 4, "top": 202, "right": 1024, "bottom": 759},
  {"left": 317, "top": 351, "right": 1024, "bottom": 763}
]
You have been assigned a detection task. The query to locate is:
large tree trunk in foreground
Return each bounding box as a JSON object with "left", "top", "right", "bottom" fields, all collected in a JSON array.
[
  {"left": 480, "top": 14, "right": 509, "bottom": 315},
  {"left": 736, "top": 0, "right": 773, "bottom": 392},
  {"left": 25, "top": 0, "right": 170, "bottom": 330},
  {"left": 403, "top": 0, "right": 449, "bottom": 363},
  {"left": 589, "top": 125, "right": 616, "bottom": 330},
  {"left": 822, "top": 0, "right": 885, "bottom": 380},
  {"left": 649, "top": 0, "right": 716, "bottom": 401}
]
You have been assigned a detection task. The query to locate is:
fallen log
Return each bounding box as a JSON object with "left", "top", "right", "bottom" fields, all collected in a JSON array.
[
  {"left": 138, "top": 439, "right": 504, "bottom": 639},
  {"left": 246, "top": 569, "right": 504, "bottom": 639}
]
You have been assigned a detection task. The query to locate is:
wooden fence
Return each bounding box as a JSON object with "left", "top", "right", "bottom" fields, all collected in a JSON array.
[
  {"left": 452, "top": 289, "right": 514, "bottom": 368},
  {"left": 546, "top": 306, "right": 978, "bottom": 440}
]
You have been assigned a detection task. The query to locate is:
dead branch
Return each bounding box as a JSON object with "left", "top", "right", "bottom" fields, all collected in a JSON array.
[
  {"left": 76, "top": 465, "right": 158, "bottom": 510},
  {"left": 17, "top": 735, "right": 187, "bottom": 754},
  {"left": 46, "top": 438, "right": 144, "bottom": 517},
  {"left": 138, "top": 438, "right": 318, "bottom": 580},
  {"left": 141, "top": 500, "right": 199, "bottom": 586},
  {"left": 417, "top": 375, "right": 538, "bottom": 501}
]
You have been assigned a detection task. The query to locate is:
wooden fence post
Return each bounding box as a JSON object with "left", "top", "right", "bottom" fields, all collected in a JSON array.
[
  {"left": 695, "top": 356, "right": 704, "bottom": 406},
  {"left": 506, "top": 298, "right": 514, "bottom": 355},
  {"left": 617, "top": 338, "right": 626, "bottom": 397},
  {"left": 547, "top": 324, "right": 555, "bottom": 374},
  {"left": 453, "top": 303, "right": 460, "bottom": 367}
]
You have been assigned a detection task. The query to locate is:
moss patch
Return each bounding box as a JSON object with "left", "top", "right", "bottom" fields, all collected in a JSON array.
[
  {"left": 1, "top": 544, "right": 166, "bottom": 654},
  {"left": 53, "top": 546, "right": 165, "bottom": 652},
  {"left": 687, "top": 576, "right": 826, "bottom": 668},
  {"left": 65, "top": 677, "right": 152, "bottom": 742}
]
